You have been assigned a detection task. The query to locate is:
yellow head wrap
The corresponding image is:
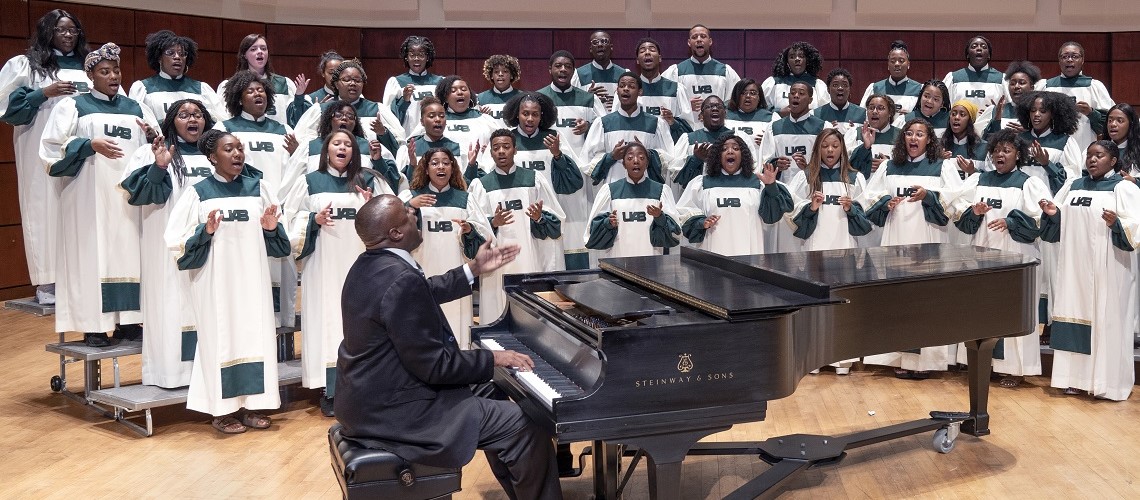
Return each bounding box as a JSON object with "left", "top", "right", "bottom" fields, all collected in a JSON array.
[{"left": 952, "top": 99, "right": 978, "bottom": 123}]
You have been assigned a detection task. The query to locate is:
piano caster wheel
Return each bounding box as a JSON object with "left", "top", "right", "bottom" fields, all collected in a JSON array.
[
  {"left": 50, "top": 375, "right": 62, "bottom": 393},
  {"left": 933, "top": 424, "right": 959, "bottom": 454}
]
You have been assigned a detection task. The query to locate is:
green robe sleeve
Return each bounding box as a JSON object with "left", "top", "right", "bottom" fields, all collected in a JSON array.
[
  {"left": 674, "top": 154, "right": 704, "bottom": 191},
  {"left": 668, "top": 118, "right": 693, "bottom": 143},
  {"left": 372, "top": 158, "right": 401, "bottom": 194},
  {"left": 1005, "top": 209, "right": 1040, "bottom": 244},
  {"left": 585, "top": 212, "right": 617, "bottom": 250},
  {"left": 550, "top": 154, "right": 584, "bottom": 195},
  {"left": 1110, "top": 217, "right": 1135, "bottom": 251},
  {"left": 1044, "top": 161, "right": 1068, "bottom": 195},
  {"left": 849, "top": 145, "right": 873, "bottom": 179},
  {"left": 1089, "top": 108, "right": 1107, "bottom": 137},
  {"left": 955, "top": 207, "right": 984, "bottom": 235},
  {"left": 591, "top": 153, "right": 617, "bottom": 185},
  {"left": 176, "top": 224, "right": 214, "bottom": 270},
  {"left": 463, "top": 161, "right": 483, "bottom": 184},
  {"left": 792, "top": 205, "right": 818, "bottom": 240},
  {"left": 682, "top": 215, "right": 708, "bottom": 243},
  {"left": 48, "top": 138, "right": 94, "bottom": 177},
  {"left": 392, "top": 98, "right": 411, "bottom": 124},
  {"left": 921, "top": 191, "right": 949, "bottom": 226},
  {"left": 377, "top": 129, "right": 400, "bottom": 158},
  {"left": 122, "top": 164, "right": 174, "bottom": 206},
  {"left": 529, "top": 211, "right": 562, "bottom": 240},
  {"left": 285, "top": 94, "right": 311, "bottom": 128},
  {"left": 649, "top": 213, "right": 681, "bottom": 248},
  {"left": 296, "top": 213, "right": 320, "bottom": 260},
  {"left": 758, "top": 182, "right": 794, "bottom": 224},
  {"left": 865, "top": 195, "right": 893, "bottom": 227},
  {"left": 0, "top": 87, "right": 47, "bottom": 126},
  {"left": 847, "top": 202, "right": 874, "bottom": 236},
  {"left": 461, "top": 225, "right": 486, "bottom": 259},
  {"left": 1039, "top": 211, "right": 1061, "bottom": 243},
  {"left": 264, "top": 223, "right": 292, "bottom": 258}
]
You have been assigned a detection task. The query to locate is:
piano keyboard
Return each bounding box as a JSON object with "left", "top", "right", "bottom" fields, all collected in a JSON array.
[{"left": 479, "top": 337, "right": 585, "bottom": 408}]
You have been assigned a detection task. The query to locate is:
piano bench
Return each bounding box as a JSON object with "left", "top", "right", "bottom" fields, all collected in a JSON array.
[{"left": 328, "top": 424, "right": 462, "bottom": 500}]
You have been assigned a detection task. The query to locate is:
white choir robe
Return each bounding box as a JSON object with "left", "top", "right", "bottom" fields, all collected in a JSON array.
[
  {"left": 1036, "top": 74, "right": 1115, "bottom": 153},
  {"left": 291, "top": 96, "right": 404, "bottom": 153},
  {"left": 129, "top": 72, "right": 226, "bottom": 122},
  {"left": 280, "top": 135, "right": 399, "bottom": 214},
  {"left": 845, "top": 125, "right": 901, "bottom": 248},
  {"left": 662, "top": 57, "right": 741, "bottom": 103},
  {"left": 41, "top": 90, "right": 159, "bottom": 333},
  {"left": 409, "top": 108, "right": 496, "bottom": 175},
  {"left": 284, "top": 169, "right": 383, "bottom": 394},
  {"left": 582, "top": 108, "right": 675, "bottom": 188},
  {"left": 724, "top": 109, "right": 777, "bottom": 162},
  {"left": 512, "top": 128, "right": 589, "bottom": 271},
  {"left": 860, "top": 77, "right": 923, "bottom": 116},
  {"left": 584, "top": 177, "right": 681, "bottom": 258},
  {"left": 862, "top": 157, "right": 963, "bottom": 371},
  {"left": 468, "top": 166, "right": 565, "bottom": 323},
  {"left": 476, "top": 87, "right": 520, "bottom": 129},
  {"left": 120, "top": 142, "right": 214, "bottom": 388},
  {"left": 382, "top": 72, "right": 444, "bottom": 136},
  {"left": 760, "top": 75, "right": 830, "bottom": 113},
  {"left": 615, "top": 74, "right": 696, "bottom": 138},
  {"left": 0, "top": 53, "right": 91, "bottom": 285},
  {"left": 216, "top": 113, "right": 297, "bottom": 327},
  {"left": 668, "top": 127, "right": 744, "bottom": 199},
  {"left": 216, "top": 73, "right": 296, "bottom": 127},
  {"left": 942, "top": 66, "right": 1005, "bottom": 114},
  {"left": 398, "top": 185, "right": 493, "bottom": 348},
  {"left": 571, "top": 61, "right": 626, "bottom": 105},
  {"left": 758, "top": 113, "right": 827, "bottom": 252},
  {"left": 949, "top": 169, "right": 1050, "bottom": 375},
  {"left": 675, "top": 173, "right": 793, "bottom": 256},
  {"left": 165, "top": 172, "right": 290, "bottom": 416},
  {"left": 538, "top": 83, "right": 609, "bottom": 161},
  {"left": 974, "top": 102, "right": 1019, "bottom": 139},
  {"left": 1042, "top": 173, "right": 1140, "bottom": 401}
]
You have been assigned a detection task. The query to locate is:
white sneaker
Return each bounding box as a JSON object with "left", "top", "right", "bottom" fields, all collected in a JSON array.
[
  {"left": 835, "top": 367, "right": 851, "bottom": 375},
  {"left": 35, "top": 284, "right": 55, "bottom": 305}
]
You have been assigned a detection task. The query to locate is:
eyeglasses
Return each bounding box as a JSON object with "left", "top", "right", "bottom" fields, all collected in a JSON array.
[
  {"left": 333, "top": 111, "right": 357, "bottom": 120},
  {"left": 53, "top": 27, "right": 80, "bottom": 36},
  {"left": 702, "top": 102, "right": 725, "bottom": 111},
  {"left": 163, "top": 49, "right": 187, "bottom": 58},
  {"left": 590, "top": 39, "right": 612, "bottom": 47},
  {"left": 338, "top": 77, "right": 363, "bottom": 85},
  {"left": 176, "top": 112, "right": 203, "bottom": 120},
  {"left": 740, "top": 89, "right": 760, "bottom": 97},
  {"left": 1060, "top": 53, "right": 1083, "bottom": 61}
]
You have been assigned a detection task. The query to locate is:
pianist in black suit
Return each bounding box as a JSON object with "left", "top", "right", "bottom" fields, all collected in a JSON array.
[{"left": 335, "top": 194, "right": 564, "bottom": 500}]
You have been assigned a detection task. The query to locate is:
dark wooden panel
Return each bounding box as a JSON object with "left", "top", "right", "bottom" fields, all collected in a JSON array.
[
  {"left": 266, "top": 24, "right": 360, "bottom": 58},
  {"left": 1112, "top": 32, "right": 1140, "bottom": 62},
  {"left": 645, "top": 29, "right": 690, "bottom": 62},
  {"left": 839, "top": 31, "right": 935, "bottom": 61},
  {"left": 0, "top": 123, "right": 12, "bottom": 162},
  {"left": 0, "top": 37, "right": 26, "bottom": 66},
  {"left": 0, "top": 225, "right": 30, "bottom": 288},
  {"left": 189, "top": 51, "right": 226, "bottom": 88},
  {"left": 270, "top": 55, "right": 311, "bottom": 83},
  {"left": 1113, "top": 62, "right": 1140, "bottom": 109},
  {"left": 133, "top": 12, "right": 224, "bottom": 52},
  {"left": 360, "top": 29, "right": 455, "bottom": 59},
  {"left": 550, "top": 29, "right": 648, "bottom": 64},
  {"left": 745, "top": 31, "right": 842, "bottom": 62},
  {"left": 454, "top": 59, "right": 492, "bottom": 92},
  {"left": 0, "top": 284, "right": 34, "bottom": 301},
  {"left": 517, "top": 58, "right": 555, "bottom": 93},
  {"left": 0, "top": 163, "right": 19, "bottom": 225},
  {"left": 933, "top": 32, "right": 1027, "bottom": 62},
  {"left": 221, "top": 19, "right": 266, "bottom": 58},
  {"left": 0, "top": 0, "right": 29, "bottom": 40},
  {"left": 1027, "top": 32, "right": 1110, "bottom": 62},
  {"left": 454, "top": 29, "right": 551, "bottom": 59},
  {"left": 117, "top": 46, "right": 140, "bottom": 90}
]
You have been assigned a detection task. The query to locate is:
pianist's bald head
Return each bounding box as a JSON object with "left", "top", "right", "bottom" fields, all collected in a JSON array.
[{"left": 355, "top": 194, "right": 422, "bottom": 251}]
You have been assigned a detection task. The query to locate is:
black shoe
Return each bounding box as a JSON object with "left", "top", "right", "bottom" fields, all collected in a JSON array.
[
  {"left": 319, "top": 396, "right": 335, "bottom": 417},
  {"left": 556, "top": 443, "right": 576, "bottom": 477},
  {"left": 84, "top": 332, "right": 120, "bottom": 348},
  {"left": 114, "top": 324, "right": 143, "bottom": 342}
]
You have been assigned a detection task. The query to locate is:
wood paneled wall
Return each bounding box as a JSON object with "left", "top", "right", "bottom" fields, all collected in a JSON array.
[{"left": 0, "top": 0, "right": 1135, "bottom": 298}]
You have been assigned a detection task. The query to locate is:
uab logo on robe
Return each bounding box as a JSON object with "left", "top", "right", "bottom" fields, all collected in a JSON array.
[
  {"left": 642, "top": 106, "right": 662, "bottom": 116},
  {"left": 414, "top": 90, "right": 434, "bottom": 100},
  {"left": 622, "top": 211, "right": 647, "bottom": 222},
  {"left": 964, "top": 90, "right": 986, "bottom": 98},
  {"left": 427, "top": 220, "right": 454, "bottom": 232},
  {"left": 556, "top": 118, "right": 578, "bottom": 128},
  {"left": 823, "top": 195, "right": 841, "bottom": 205},
  {"left": 734, "top": 126, "right": 754, "bottom": 135},
  {"left": 691, "top": 85, "right": 712, "bottom": 95},
  {"left": 1070, "top": 196, "right": 1093, "bottom": 207},
  {"left": 784, "top": 145, "right": 806, "bottom": 156},
  {"left": 220, "top": 209, "right": 249, "bottom": 221},
  {"left": 447, "top": 124, "right": 470, "bottom": 133},
  {"left": 489, "top": 110, "right": 503, "bottom": 119},
  {"left": 182, "top": 166, "right": 212, "bottom": 177},
  {"left": 499, "top": 199, "right": 523, "bottom": 211},
  {"left": 330, "top": 207, "right": 357, "bottom": 220},
  {"left": 104, "top": 125, "right": 132, "bottom": 140},
  {"left": 983, "top": 198, "right": 1002, "bottom": 209},
  {"left": 716, "top": 198, "right": 741, "bottom": 208},
  {"left": 895, "top": 187, "right": 918, "bottom": 197},
  {"left": 521, "top": 160, "right": 546, "bottom": 171},
  {"left": 248, "top": 141, "right": 275, "bottom": 152}
]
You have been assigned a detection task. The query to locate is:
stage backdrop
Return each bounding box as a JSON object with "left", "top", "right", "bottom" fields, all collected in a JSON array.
[{"left": 0, "top": 0, "right": 1137, "bottom": 299}]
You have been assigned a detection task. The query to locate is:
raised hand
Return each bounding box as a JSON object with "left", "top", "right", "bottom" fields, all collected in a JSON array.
[
  {"left": 758, "top": 162, "right": 778, "bottom": 185},
  {"left": 260, "top": 204, "right": 280, "bottom": 231},
  {"left": 354, "top": 185, "right": 374, "bottom": 201},
  {"left": 452, "top": 218, "right": 472, "bottom": 234},
  {"left": 91, "top": 138, "right": 123, "bottom": 159},
  {"left": 293, "top": 73, "right": 310, "bottom": 95},
  {"left": 810, "top": 191, "right": 825, "bottom": 211},
  {"left": 972, "top": 201, "right": 991, "bottom": 216},
  {"left": 1076, "top": 101, "right": 1092, "bottom": 116},
  {"left": 610, "top": 139, "right": 629, "bottom": 160},
  {"left": 205, "top": 209, "right": 221, "bottom": 234},
  {"left": 492, "top": 204, "right": 514, "bottom": 227},
  {"left": 526, "top": 200, "right": 544, "bottom": 222},
  {"left": 862, "top": 122, "right": 877, "bottom": 149},
  {"left": 689, "top": 96, "right": 703, "bottom": 114},
  {"left": 660, "top": 107, "right": 675, "bottom": 125},
  {"left": 543, "top": 133, "right": 562, "bottom": 158},
  {"left": 468, "top": 140, "right": 483, "bottom": 166},
  {"left": 1039, "top": 198, "right": 1057, "bottom": 216},
  {"left": 956, "top": 156, "right": 975, "bottom": 176},
  {"left": 1103, "top": 208, "right": 1118, "bottom": 227},
  {"left": 471, "top": 240, "right": 522, "bottom": 277},
  {"left": 402, "top": 83, "right": 415, "bottom": 102},
  {"left": 369, "top": 140, "right": 382, "bottom": 160},
  {"left": 136, "top": 118, "right": 158, "bottom": 142},
  {"left": 774, "top": 156, "right": 792, "bottom": 172},
  {"left": 408, "top": 193, "right": 436, "bottom": 208},
  {"left": 371, "top": 115, "right": 387, "bottom": 137},
  {"left": 608, "top": 209, "right": 618, "bottom": 228},
  {"left": 792, "top": 152, "right": 807, "bottom": 170},
  {"left": 315, "top": 202, "right": 336, "bottom": 226},
  {"left": 646, "top": 202, "right": 663, "bottom": 218},
  {"left": 993, "top": 95, "right": 1006, "bottom": 122},
  {"left": 693, "top": 142, "right": 712, "bottom": 161},
  {"left": 283, "top": 133, "right": 299, "bottom": 155},
  {"left": 838, "top": 195, "right": 853, "bottom": 212},
  {"left": 1031, "top": 140, "right": 1049, "bottom": 165},
  {"left": 43, "top": 80, "right": 76, "bottom": 98},
  {"left": 573, "top": 118, "right": 589, "bottom": 136},
  {"left": 906, "top": 185, "right": 927, "bottom": 202},
  {"left": 151, "top": 136, "right": 174, "bottom": 168},
  {"left": 406, "top": 137, "right": 418, "bottom": 168}
]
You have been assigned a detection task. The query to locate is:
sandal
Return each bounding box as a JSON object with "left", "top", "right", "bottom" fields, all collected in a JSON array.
[
  {"left": 1062, "top": 387, "right": 1082, "bottom": 396},
  {"left": 212, "top": 416, "right": 247, "bottom": 434},
  {"left": 998, "top": 376, "right": 1022, "bottom": 388},
  {"left": 242, "top": 413, "right": 272, "bottom": 429}
]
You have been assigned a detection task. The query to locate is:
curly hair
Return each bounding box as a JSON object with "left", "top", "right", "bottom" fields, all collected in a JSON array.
[
  {"left": 1004, "top": 60, "right": 1042, "bottom": 84},
  {"left": 888, "top": 40, "right": 909, "bottom": 58},
  {"left": 330, "top": 58, "right": 367, "bottom": 97},
  {"left": 410, "top": 147, "right": 467, "bottom": 191},
  {"left": 920, "top": 80, "right": 950, "bottom": 113},
  {"left": 728, "top": 78, "right": 766, "bottom": 112},
  {"left": 704, "top": 134, "right": 755, "bottom": 177},
  {"left": 435, "top": 75, "right": 477, "bottom": 112},
  {"left": 1015, "top": 90, "right": 1079, "bottom": 135},
  {"left": 941, "top": 102, "right": 982, "bottom": 159},
  {"left": 490, "top": 128, "right": 513, "bottom": 143},
  {"left": 235, "top": 34, "right": 274, "bottom": 74},
  {"left": 985, "top": 128, "right": 1030, "bottom": 168},
  {"left": 825, "top": 67, "right": 852, "bottom": 88},
  {"left": 27, "top": 9, "right": 90, "bottom": 80},
  {"left": 549, "top": 50, "right": 574, "bottom": 66},
  {"left": 197, "top": 129, "right": 236, "bottom": 157},
  {"left": 144, "top": 30, "right": 197, "bottom": 73},
  {"left": 503, "top": 92, "right": 556, "bottom": 130},
  {"left": 1109, "top": 103, "right": 1140, "bottom": 171},
  {"left": 223, "top": 70, "right": 275, "bottom": 117},
  {"left": 806, "top": 128, "right": 855, "bottom": 193},
  {"left": 482, "top": 54, "right": 521, "bottom": 84},
  {"left": 891, "top": 118, "right": 944, "bottom": 165},
  {"left": 772, "top": 42, "right": 822, "bottom": 78},
  {"left": 160, "top": 98, "right": 216, "bottom": 184},
  {"left": 634, "top": 37, "right": 660, "bottom": 57},
  {"left": 400, "top": 36, "right": 435, "bottom": 70},
  {"left": 317, "top": 50, "right": 343, "bottom": 74},
  {"left": 317, "top": 100, "right": 365, "bottom": 140},
  {"left": 865, "top": 94, "right": 897, "bottom": 126},
  {"left": 317, "top": 130, "right": 367, "bottom": 190}
]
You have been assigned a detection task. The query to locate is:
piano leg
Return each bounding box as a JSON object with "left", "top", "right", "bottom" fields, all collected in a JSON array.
[
  {"left": 624, "top": 427, "right": 731, "bottom": 500},
  {"left": 592, "top": 441, "right": 621, "bottom": 500},
  {"left": 961, "top": 337, "right": 998, "bottom": 436}
]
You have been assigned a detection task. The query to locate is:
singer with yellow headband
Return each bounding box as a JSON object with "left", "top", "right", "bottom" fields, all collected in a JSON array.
[
  {"left": 40, "top": 41, "right": 162, "bottom": 347},
  {"left": 942, "top": 99, "right": 989, "bottom": 180}
]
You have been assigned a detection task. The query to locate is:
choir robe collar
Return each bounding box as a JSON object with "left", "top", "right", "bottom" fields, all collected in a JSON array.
[
  {"left": 548, "top": 83, "right": 573, "bottom": 94},
  {"left": 617, "top": 106, "right": 641, "bottom": 118},
  {"left": 592, "top": 60, "right": 615, "bottom": 71},
  {"left": 786, "top": 111, "right": 812, "bottom": 123},
  {"left": 158, "top": 70, "right": 182, "bottom": 80},
  {"left": 240, "top": 111, "right": 267, "bottom": 122},
  {"left": 427, "top": 183, "right": 451, "bottom": 193}
]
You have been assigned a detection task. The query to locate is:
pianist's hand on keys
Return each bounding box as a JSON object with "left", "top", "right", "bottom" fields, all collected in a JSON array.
[{"left": 491, "top": 347, "right": 534, "bottom": 372}]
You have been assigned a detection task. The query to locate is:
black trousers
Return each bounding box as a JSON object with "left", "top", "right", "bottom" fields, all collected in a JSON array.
[{"left": 472, "top": 383, "right": 563, "bottom": 500}]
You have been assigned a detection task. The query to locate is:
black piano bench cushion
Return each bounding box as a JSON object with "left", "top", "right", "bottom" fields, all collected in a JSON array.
[{"left": 329, "top": 424, "right": 462, "bottom": 500}]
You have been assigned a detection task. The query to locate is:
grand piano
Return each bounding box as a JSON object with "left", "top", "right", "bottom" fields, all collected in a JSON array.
[{"left": 473, "top": 244, "right": 1037, "bottom": 499}]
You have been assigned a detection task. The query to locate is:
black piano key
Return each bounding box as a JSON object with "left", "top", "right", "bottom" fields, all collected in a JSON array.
[{"left": 485, "top": 335, "right": 586, "bottom": 397}]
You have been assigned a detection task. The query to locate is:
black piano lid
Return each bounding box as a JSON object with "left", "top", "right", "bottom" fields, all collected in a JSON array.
[
  {"left": 598, "top": 247, "right": 844, "bottom": 321},
  {"left": 728, "top": 243, "right": 1039, "bottom": 289},
  {"left": 554, "top": 280, "right": 673, "bottom": 320}
]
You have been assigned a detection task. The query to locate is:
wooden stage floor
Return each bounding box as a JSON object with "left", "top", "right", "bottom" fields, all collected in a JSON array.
[{"left": 3, "top": 307, "right": 1139, "bottom": 499}]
